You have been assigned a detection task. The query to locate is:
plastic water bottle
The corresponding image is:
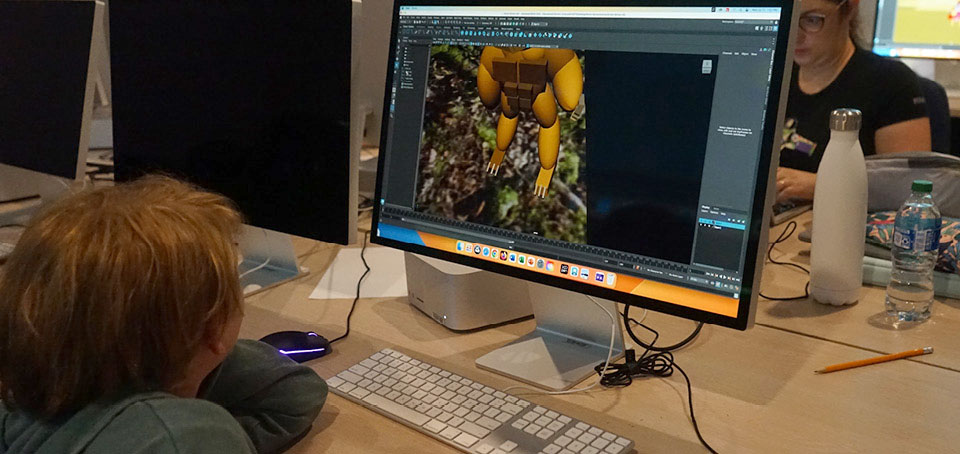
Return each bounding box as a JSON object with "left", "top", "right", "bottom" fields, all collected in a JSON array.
[
  {"left": 885, "top": 180, "right": 941, "bottom": 322},
  {"left": 810, "top": 109, "right": 867, "bottom": 305}
]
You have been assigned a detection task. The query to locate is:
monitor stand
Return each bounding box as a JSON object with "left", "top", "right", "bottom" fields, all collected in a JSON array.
[
  {"left": 476, "top": 284, "right": 624, "bottom": 391},
  {"left": 238, "top": 225, "right": 306, "bottom": 296}
]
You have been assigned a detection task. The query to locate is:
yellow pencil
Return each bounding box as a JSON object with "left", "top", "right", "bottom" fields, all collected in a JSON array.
[{"left": 815, "top": 347, "right": 934, "bottom": 374}]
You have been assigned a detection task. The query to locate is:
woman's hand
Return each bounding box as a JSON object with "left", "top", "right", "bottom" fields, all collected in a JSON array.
[{"left": 776, "top": 167, "right": 816, "bottom": 202}]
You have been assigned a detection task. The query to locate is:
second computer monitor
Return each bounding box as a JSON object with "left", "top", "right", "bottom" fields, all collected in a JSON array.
[
  {"left": 110, "top": 0, "right": 356, "bottom": 244},
  {"left": 873, "top": 0, "right": 960, "bottom": 59},
  {"left": 371, "top": 1, "right": 796, "bottom": 330}
]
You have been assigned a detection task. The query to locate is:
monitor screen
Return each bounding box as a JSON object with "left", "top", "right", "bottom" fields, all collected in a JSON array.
[
  {"left": 0, "top": 0, "right": 95, "bottom": 180},
  {"left": 110, "top": 0, "right": 355, "bottom": 244},
  {"left": 371, "top": 1, "right": 794, "bottom": 330},
  {"left": 873, "top": 0, "right": 960, "bottom": 59}
]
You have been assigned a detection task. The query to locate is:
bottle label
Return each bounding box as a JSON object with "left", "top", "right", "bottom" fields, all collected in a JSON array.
[{"left": 893, "top": 226, "right": 941, "bottom": 253}]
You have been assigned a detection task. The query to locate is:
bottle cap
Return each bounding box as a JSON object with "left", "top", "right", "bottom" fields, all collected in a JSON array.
[
  {"left": 912, "top": 180, "right": 933, "bottom": 193},
  {"left": 829, "top": 108, "right": 862, "bottom": 131}
]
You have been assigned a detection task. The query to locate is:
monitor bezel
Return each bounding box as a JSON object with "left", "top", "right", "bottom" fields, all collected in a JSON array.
[{"left": 371, "top": 0, "right": 797, "bottom": 330}]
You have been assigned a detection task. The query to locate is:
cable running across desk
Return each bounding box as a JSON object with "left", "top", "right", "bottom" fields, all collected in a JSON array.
[
  {"left": 593, "top": 309, "right": 719, "bottom": 453},
  {"left": 330, "top": 231, "right": 371, "bottom": 344},
  {"left": 759, "top": 220, "right": 811, "bottom": 301}
]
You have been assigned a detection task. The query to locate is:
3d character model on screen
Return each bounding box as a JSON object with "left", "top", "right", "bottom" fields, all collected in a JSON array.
[{"left": 477, "top": 46, "right": 583, "bottom": 198}]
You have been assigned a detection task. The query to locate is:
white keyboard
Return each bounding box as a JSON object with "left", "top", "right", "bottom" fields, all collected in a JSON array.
[{"left": 328, "top": 348, "right": 635, "bottom": 454}]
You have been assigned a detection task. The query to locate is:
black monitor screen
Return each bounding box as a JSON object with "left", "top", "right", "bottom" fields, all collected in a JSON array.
[
  {"left": 110, "top": 0, "right": 353, "bottom": 244},
  {"left": 372, "top": 1, "right": 794, "bottom": 329},
  {"left": 0, "top": 0, "right": 93, "bottom": 180}
]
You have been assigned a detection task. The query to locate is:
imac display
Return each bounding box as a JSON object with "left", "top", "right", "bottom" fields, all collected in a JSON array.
[
  {"left": 874, "top": 0, "right": 960, "bottom": 59},
  {"left": 110, "top": 0, "right": 356, "bottom": 245},
  {"left": 372, "top": 1, "right": 794, "bottom": 331}
]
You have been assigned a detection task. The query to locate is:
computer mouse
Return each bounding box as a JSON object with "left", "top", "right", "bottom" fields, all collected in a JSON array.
[{"left": 259, "top": 331, "right": 331, "bottom": 363}]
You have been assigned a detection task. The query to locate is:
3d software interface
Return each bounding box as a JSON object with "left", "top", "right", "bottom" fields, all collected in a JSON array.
[{"left": 376, "top": 6, "right": 782, "bottom": 315}]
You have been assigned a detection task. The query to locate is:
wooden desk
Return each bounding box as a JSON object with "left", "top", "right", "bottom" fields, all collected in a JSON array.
[
  {"left": 758, "top": 212, "right": 960, "bottom": 373},
  {"left": 241, "top": 226, "right": 960, "bottom": 453}
]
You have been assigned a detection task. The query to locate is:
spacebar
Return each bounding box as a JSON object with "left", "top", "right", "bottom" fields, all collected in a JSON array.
[{"left": 362, "top": 394, "right": 431, "bottom": 426}]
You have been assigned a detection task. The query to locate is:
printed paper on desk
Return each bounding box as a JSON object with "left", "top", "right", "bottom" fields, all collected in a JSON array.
[{"left": 309, "top": 246, "right": 408, "bottom": 299}]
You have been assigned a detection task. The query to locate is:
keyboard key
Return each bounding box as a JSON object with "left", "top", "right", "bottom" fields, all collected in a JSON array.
[
  {"left": 499, "top": 440, "right": 519, "bottom": 452},
  {"left": 566, "top": 428, "right": 583, "bottom": 438},
  {"left": 449, "top": 416, "right": 465, "bottom": 428},
  {"left": 370, "top": 352, "right": 384, "bottom": 361},
  {"left": 412, "top": 390, "right": 428, "bottom": 400},
  {"left": 483, "top": 407, "right": 501, "bottom": 419},
  {"left": 533, "top": 406, "right": 547, "bottom": 414},
  {"left": 511, "top": 419, "right": 529, "bottom": 430},
  {"left": 415, "top": 403, "right": 432, "bottom": 413},
  {"left": 505, "top": 396, "right": 518, "bottom": 403},
  {"left": 425, "top": 407, "right": 442, "bottom": 418},
  {"left": 327, "top": 376, "right": 345, "bottom": 388},
  {"left": 450, "top": 394, "right": 465, "bottom": 403},
  {"left": 362, "top": 394, "right": 430, "bottom": 426},
  {"left": 494, "top": 391, "right": 507, "bottom": 399},
  {"left": 547, "top": 421, "right": 566, "bottom": 431},
  {"left": 558, "top": 415, "right": 572, "bottom": 424},
  {"left": 439, "top": 427, "right": 461, "bottom": 440},
  {"left": 543, "top": 444, "right": 561, "bottom": 454},
  {"left": 349, "top": 388, "right": 370, "bottom": 399},
  {"left": 478, "top": 394, "right": 494, "bottom": 404},
  {"left": 475, "top": 403, "right": 490, "bottom": 414},
  {"left": 457, "top": 421, "right": 490, "bottom": 438},
  {"left": 453, "top": 433, "right": 479, "bottom": 448},
  {"left": 502, "top": 403, "right": 523, "bottom": 415},
  {"left": 375, "top": 386, "right": 390, "bottom": 396},
  {"left": 453, "top": 407, "right": 469, "bottom": 418},
  {"left": 360, "top": 358, "right": 378, "bottom": 368},
  {"left": 576, "top": 422, "right": 590, "bottom": 431},
  {"left": 615, "top": 437, "right": 630, "bottom": 446},
  {"left": 495, "top": 412, "right": 513, "bottom": 423},
  {"left": 423, "top": 419, "right": 446, "bottom": 434},
  {"left": 536, "top": 416, "right": 552, "bottom": 427},
  {"left": 422, "top": 395, "right": 438, "bottom": 404},
  {"left": 524, "top": 424, "right": 542, "bottom": 435},
  {"left": 582, "top": 447, "right": 599, "bottom": 454},
  {"left": 411, "top": 378, "right": 426, "bottom": 388},
  {"left": 337, "top": 370, "right": 362, "bottom": 383},
  {"left": 603, "top": 444, "right": 622, "bottom": 454},
  {"left": 545, "top": 410, "right": 559, "bottom": 419},
  {"left": 490, "top": 398, "right": 506, "bottom": 408},
  {"left": 348, "top": 364, "right": 370, "bottom": 376},
  {"left": 396, "top": 395, "right": 411, "bottom": 405},
  {"left": 476, "top": 416, "right": 500, "bottom": 430},
  {"left": 601, "top": 432, "right": 616, "bottom": 441},
  {"left": 517, "top": 400, "right": 530, "bottom": 408},
  {"left": 555, "top": 435, "right": 572, "bottom": 447},
  {"left": 578, "top": 433, "right": 596, "bottom": 444},
  {"left": 523, "top": 412, "right": 539, "bottom": 422},
  {"left": 588, "top": 427, "right": 603, "bottom": 436},
  {"left": 477, "top": 444, "right": 494, "bottom": 454},
  {"left": 537, "top": 429, "right": 555, "bottom": 439},
  {"left": 338, "top": 383, "right": 356, "bottom": 393},
  {"left": 568, "top": 441, "right": 586, "bottom": 451},
  {"left": 591, "top": 438, "right": 610, "bottom": 450},
  {"left": 465, "top": 411, "right": 481, "bottom": 422}
]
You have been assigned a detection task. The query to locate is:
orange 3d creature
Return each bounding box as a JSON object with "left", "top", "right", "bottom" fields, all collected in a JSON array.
[{"left": 477, "top": 46, "right": 583, "bottom": 198}]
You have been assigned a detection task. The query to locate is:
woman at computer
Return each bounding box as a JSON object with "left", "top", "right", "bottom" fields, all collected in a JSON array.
[
  {"left": 0, "top": 177, "right": 326, "bottom": 454},
  {"left": 776, "top": 0, "right": 930, "bottom": 202}
]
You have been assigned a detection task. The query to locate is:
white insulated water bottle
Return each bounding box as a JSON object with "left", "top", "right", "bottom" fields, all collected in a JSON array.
[{"left": 810, "top": 109, "right": 867, "bottom": 305}]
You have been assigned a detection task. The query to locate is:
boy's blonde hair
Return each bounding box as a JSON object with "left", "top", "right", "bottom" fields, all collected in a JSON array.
[{"left": 0, "top": 176, "right": 243, "bottom": 418}]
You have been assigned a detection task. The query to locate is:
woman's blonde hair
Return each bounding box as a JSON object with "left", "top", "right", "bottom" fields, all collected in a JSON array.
[{"left": 0, "top": 176, "right": 243, "bottom": 418}]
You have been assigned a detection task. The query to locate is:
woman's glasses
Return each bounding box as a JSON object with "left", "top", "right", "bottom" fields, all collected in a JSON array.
[{"left": 798, "top": 0, "right": 848, "bottom": 33}]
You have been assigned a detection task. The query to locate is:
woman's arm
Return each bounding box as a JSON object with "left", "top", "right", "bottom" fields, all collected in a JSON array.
[
  {"left": 200, "top": 339, "right": 328, "bottom": 454},
  {"left": 875, "top": 117, "right": 932, "bottom": 155}
]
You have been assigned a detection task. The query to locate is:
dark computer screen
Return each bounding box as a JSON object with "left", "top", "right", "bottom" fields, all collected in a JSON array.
[
  {"left": 0, "top": 0, "right": 94, "bottom": 180},
  {"left": 372, "top": 1, "right": 794, "bottom": 329},
  {"left": 110, "top": 0, "right": 353, "bottom": 244}
]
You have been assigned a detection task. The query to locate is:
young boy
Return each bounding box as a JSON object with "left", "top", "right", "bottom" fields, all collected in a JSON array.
[{"left": 0, "top": 176, "right": 326, "bottom": 453}]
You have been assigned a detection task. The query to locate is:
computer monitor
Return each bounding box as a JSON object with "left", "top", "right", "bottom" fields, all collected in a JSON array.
[
  {"left": 356, "top": 0, "right": 396, "bottom": 147},
  {"left": 873, "top": 0, "right": 960, "bottom": 59},
  {"left": 371, "top": 1, "right": 796, "bottom": 388},
  {"left": 110, "top": 0, "right": 357, "bottom": 290},
  {"left": 0, "top": 0, "right": 104, "bottom": 215}
]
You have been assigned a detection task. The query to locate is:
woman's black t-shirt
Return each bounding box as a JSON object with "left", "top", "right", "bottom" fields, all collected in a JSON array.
[{"left": 780, "top": 48, "right": 928, "bottom": 172}]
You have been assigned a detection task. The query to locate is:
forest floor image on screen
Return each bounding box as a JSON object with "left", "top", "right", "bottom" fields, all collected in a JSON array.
[{"left": 415, "top": 45, "right": 588, "bottom": 243}]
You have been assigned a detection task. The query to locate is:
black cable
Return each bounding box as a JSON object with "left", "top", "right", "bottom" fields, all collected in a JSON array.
[
  {"left": 329, "top": 231, "right": 371, "bottom": 344},
  {"left": 673, "top": 361, "right": 719, "bottom": 454},
  {"left": 594, "top": 315, "right": 718, "bottom": 453},
  {"left": 759, "top": 220, "right": 811, "bottom": 301},
  {"left": 623, "top": 304, "right": 703, "bottom": 352}
]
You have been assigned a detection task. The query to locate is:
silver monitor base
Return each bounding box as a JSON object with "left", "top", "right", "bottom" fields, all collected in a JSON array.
[
  {"left": 476, "top": 284, "right": 624, "bottom": 391},
  {"left": 239, "top": 226, "right": 305, "bottom": 296}
]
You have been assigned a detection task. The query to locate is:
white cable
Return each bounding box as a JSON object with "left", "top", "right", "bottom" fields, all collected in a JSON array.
[
  {"left": 239, "top": 256, "right": 271, "bottom": 279},
  {"left": 239, "top": 228, "right": 272, "bottom": 279},
  {"left": 501, "top": 295, "right": 618, "bottom": 396}
]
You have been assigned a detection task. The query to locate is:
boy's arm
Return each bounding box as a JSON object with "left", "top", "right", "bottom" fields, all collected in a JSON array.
[{"left": 200, "top": 339, "right": 328, "bottom": 454}]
